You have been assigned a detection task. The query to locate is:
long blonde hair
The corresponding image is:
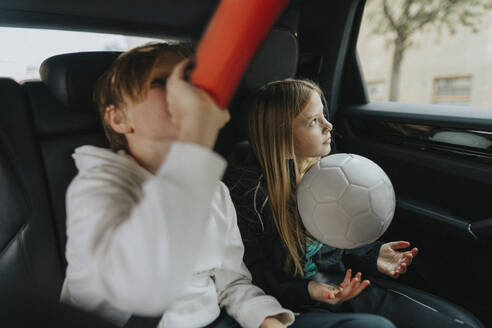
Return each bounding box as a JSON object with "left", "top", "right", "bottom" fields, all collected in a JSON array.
[{"left": 248, "top": 79, "right": 326, "bottom": 276}]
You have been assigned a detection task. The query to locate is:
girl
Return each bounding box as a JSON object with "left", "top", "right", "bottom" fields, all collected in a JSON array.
[{"left": 224, "top": 79, "right": 474, "bottom": 328}]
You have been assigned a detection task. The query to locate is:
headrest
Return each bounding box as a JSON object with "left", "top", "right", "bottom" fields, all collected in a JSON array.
[
  {"left": 39, "top": 28, "right": 297, "bottom": 112},
  {"left": 240, "top": 28, "right": 298, "bottom": 93},
  {"left": 39, "top": 52, "right": 120, "bottom": 112}
]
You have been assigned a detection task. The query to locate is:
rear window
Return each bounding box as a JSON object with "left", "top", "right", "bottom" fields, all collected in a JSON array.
[
  {"left": 0, "top": 27, "right": 167, "bottom": 82},
  {"left": 357, "top": 1, "right": 492, "bottom": 110}
]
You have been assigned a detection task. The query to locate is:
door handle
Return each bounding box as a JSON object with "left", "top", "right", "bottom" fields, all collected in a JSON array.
[{"left": 469, "top": 218, "right": 492, "bottom": 240}]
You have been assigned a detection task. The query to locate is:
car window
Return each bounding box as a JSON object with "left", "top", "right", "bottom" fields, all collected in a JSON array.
[
  {"left": 357, "top": 0, "right": 492, "bottom": 110},
  {"left": 0, "top": 27, "right": 167, "bottom": 82}
]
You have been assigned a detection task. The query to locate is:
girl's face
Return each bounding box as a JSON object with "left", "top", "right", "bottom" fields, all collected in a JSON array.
[{"left": 292, "top": 91, "right": 333, "bottom": 160}]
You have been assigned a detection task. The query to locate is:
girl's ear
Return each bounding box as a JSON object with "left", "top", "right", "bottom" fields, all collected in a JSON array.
[{"left": 105, "top": 105, "right": 133, "bottom": 134}]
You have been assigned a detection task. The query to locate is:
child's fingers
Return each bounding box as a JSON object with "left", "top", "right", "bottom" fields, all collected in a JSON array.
[
  {"left": 221, "top": 108, "right": 231, "bottom": 124},
  {"left": 404, "top": 251, "right": 414, "bottom": 259},
  {"left": 182, "top": 57, "right": 196, "bottom": 81},
  {"left": 399, "top": 262, "right": 407, "bottom": 274},
  {"left": 336, "top": 285, "right": 351, "bottom": 300},
  {"left": 351, "top": 272, "right": 362, "bottom": 289},
  {"left": 389, "top": 241, "right": 411, "bottom": 250},
  {"left": 403, "top": 252, "right": 414, "bottom": 265},
  {"left": 337, "top": 270, "right": 359, "bottom": 300},
  {"left": 394, "top": 266, "right": 401, "bottom": 276},
  {"left": 342, "top": 268, "right": 352, "bottom": 286},
  {"left": 168, "top": 58, "right": 190, "bottom": 83},
  {"left": 391, "top": 267, "right": 401, "bottom": 278},
  {"left": 353, "top": 279, "right": 370, "bottom": 295},
  {"left": 166, "top": 59, "right": 190, "bottom": 113},
  {"left": 341, "top": 275, "right": 368, "bottom": 301},
  {"left": 345, "top": 272, "right": 360, "bottom": 295}
]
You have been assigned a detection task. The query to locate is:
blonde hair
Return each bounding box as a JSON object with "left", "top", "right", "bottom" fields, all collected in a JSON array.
[
  {"left": 249, "top": 78, "right": 326, "bottom": 276},
  {"left": 93, "top": 42, "right": 193, "bottom": 151}
]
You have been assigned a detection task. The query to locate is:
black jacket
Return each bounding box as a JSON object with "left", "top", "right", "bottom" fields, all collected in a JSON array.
[{"left": 223, "top": 149, "right": 383, "bottom": 311}]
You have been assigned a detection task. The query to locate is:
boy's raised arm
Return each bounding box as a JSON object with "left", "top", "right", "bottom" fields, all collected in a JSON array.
[{"left": 64, "top": 142, "right": 226, "bottom": 316}]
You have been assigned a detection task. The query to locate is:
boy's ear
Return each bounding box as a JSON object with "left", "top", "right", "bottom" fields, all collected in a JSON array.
[{"left": 105, "top": 105, "right": 133, "bottom": 134}]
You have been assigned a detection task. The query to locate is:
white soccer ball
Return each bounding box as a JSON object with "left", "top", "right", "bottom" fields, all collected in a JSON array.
[{"left": 297, "top": 153, "right": 395, "bottom": 249}]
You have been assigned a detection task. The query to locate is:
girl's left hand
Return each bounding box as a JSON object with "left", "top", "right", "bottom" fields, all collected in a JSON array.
[
  {"left": 377, "top": 241, "right": 418, "bottom": 278},
  {"left": 308, "top": 269, "right": 370, "bottom": 305}
]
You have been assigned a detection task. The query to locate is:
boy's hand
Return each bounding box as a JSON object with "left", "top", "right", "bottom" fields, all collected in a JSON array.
[
  {"left": 308, "top": 269, "right": 370, "bottom": 305},
  {"left": 166, "top": 58, "right": 230, "bottom": 149},
  {"left": 260, "top": 316, "right": 286, "bottom": 328},
  {"left": 377, "top": 241, "right": 418, "bottom": 278}
]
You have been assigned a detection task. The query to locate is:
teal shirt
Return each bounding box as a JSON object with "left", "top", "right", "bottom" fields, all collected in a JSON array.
[{"left": 303, "top": 237, "right": 324, "bottom": 279}]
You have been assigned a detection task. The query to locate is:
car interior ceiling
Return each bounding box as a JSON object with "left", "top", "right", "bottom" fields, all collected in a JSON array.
[{"left": 0, "top": 0, "right": 489, "bottom": 327}]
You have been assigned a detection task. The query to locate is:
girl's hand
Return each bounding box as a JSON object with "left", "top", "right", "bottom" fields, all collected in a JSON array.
[
  {"left": 166, "top": 58, "right": 230, "bottom": 149},
  {"left": 377, "top": 241, "right": 418, "bottom": 278},
  {"left": 260, "top": 316, "right": 286, "bottom": 328},
  {"left": 308, "top": 269, "right": 370, "bottom": 305}
]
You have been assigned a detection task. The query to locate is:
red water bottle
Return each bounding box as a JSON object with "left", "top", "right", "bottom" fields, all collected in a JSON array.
[{"left": 191, "top": 0, "right": 289, "bottom": 109}]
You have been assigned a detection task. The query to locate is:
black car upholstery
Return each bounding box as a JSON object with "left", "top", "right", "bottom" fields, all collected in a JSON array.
[
  {"left": 0, "top": 27, "right": 484, "bottom": 327},
  {"left": 0, "top": 77, "right": 116, "bottom": 327},
  {"left": 0, "top": 77, "right": 63, "bottom": 324},
  {"left": 32, "top": 51, "right": 119, "bottom": 257}
]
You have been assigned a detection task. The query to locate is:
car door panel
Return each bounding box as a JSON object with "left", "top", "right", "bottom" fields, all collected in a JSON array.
[{"left": 335, "top": 102, "right": 492, "bottom": 325}]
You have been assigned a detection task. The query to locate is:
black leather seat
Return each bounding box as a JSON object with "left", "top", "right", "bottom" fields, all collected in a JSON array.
[
  {"left": 0, "top": 77, "right": 62, "bottom": 325},
  {"left": 26, "top": 52, "right": 119, "bottom": 258},
  {"left": 364, "top": 275, "right": 485, "bottom": 328},
  {"left": 0, "top": 77, "right": 116, "bottom": 326},
  {"left": 314, "top": 270, "right": 485, "bottom": 328},
  {"left": 214, "top": 27, "right": 299, "bottom": 157}
]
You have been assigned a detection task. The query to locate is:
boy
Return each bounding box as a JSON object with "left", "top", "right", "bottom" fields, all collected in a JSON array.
[{"left": 61, "top": 43, "right": 294, "bottom": 328}]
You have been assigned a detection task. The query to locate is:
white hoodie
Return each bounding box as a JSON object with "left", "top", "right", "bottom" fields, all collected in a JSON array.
[{"left": 61, "top": 143, "right": 294, "bottom": 328}]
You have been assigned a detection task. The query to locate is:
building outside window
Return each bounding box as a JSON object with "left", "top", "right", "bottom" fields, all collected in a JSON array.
[
  {"left": 366, "top": 81, "right": 387, "bottom": 102},
  {"left": 357, "top": 0, "right": 492, "bottom": 109},
  {"left": 433, "top": 76, "right": 472, "bottom": 106}
]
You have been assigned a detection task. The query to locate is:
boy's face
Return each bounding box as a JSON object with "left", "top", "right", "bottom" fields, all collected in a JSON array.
[{"left": 125, "top": 53, "right": 183, "bottom": 143}]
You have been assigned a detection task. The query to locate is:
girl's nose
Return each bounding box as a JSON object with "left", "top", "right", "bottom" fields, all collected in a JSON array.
[{"left": 323, "top": 120, "right": 333, "bottom": 132}]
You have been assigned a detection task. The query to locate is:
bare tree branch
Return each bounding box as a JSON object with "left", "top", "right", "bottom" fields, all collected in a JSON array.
[
  {"left": 364, "top": 0, "right": 492, "bottom": 101},
  {"left": 383, "top": 0, "right": 398, "bottom": 32}
]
